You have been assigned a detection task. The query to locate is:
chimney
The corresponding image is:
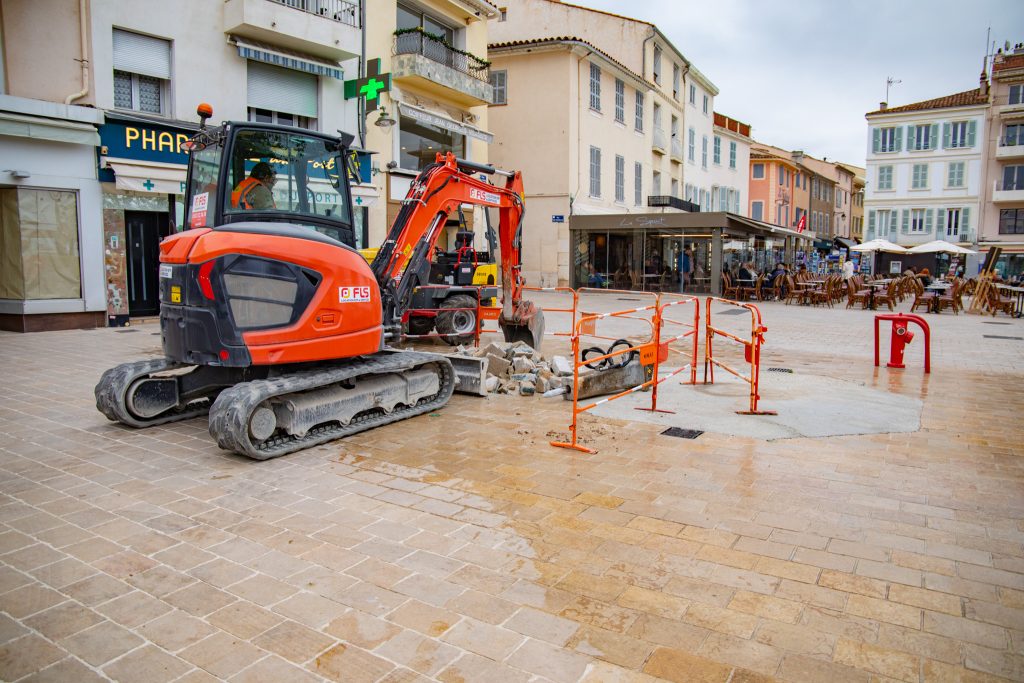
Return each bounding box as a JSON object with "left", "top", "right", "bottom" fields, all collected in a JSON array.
[
  {"left": 879, "top": 101, "right": 888, "bottom": 110},
  {"left": 980, "top": 68, "right": 989, "bottom": 97}
]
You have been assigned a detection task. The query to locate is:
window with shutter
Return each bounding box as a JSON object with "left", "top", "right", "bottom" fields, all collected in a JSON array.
[
  {"left": 589, "top": 146, "right": 601, "bottom": 197},
  {"left": 615, "top": 155, "right": 625, "bottom": 202},
  {"left": 589, "top": 63, "right": 601, "bottom": 111},
  {"left": 634, "top": 91, "right": 644, "bottom": 132},
  {"left": 489, "top": 70, "right": 507, "bottom": 105},
  {"left": 729, "top": 141, "right": 736, "bottom": 169},
  {"left": 614, "top": 79, "right": 624, "bottom": 123},
  {"left": 112, "top": 29, "right": 171, "bottom": 115},
  {"left": 901, "top": 209, "right": 910, "bottom": 233},
  {"left": 248, "top": 62, "right": 318, "bottom": 122},
  {"left": 634, "top": 162, "right": 642, "bottom": 206}
]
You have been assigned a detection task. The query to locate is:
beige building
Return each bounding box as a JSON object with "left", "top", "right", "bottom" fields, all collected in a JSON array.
[
  {"left": 839, "top": 163, "right": 866, "bottom": 241},
  {"left": 488, "top": 0, "right": 715, "bottom": 286},
  {"left": 362, "top": 0, "right": 498, "bottom": 250}
]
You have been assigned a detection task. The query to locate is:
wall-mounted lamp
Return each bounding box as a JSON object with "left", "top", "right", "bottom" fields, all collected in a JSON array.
[{"left": 375, "top": 107, "right": 396, "bottom": 130}]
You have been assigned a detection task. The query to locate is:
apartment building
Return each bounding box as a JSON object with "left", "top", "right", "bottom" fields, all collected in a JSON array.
[
  {"left": 839, "top": 163, "right": 867, "bottom": 241},
  {"left": 799, "top": 154, "right": 838, "bottom": 242},
  {"left": 864, "top": 84, "right": 987, "bottom": 250},
  {"left": 1, "top": 0, "right": 363, "bottom": 330},
  {"left": 748, "top": 147, "right": 797, "bottom": 228},
  {"left": 487, "top": 0, "right": 717, "bottom": 286},
  {"left": 363, "top": 0, "right": 497, "bottom": 248},
  {"left": 982, "top": 45, "right": 1024, "bottom": 277},
  {"left": 709, "top": 112, "right": 751, "bottom": 217}
]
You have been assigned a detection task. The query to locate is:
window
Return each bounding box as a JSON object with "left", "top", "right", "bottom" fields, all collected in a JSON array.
[
  {"left": 876, "top": 126, "right": 899, "bottom": 153},
  {"left": 947, "top": 161, "right": 965, "bottom": 188},
  {"left": 672, "top": 178, "right": 679, "bottom": 198},
  {"left": 499, "top": 7, "right": 507, "bottom": 21},
  {"left": 877, "top": 209, "right": 892, "bottom": 236},
  {"left": 614, "top": 79, "right": 624, "bottom": 123},
  {"left": 589, "top": 63, "right": 601, "bottom": 111},
  {"left": 247, "top": 62, "right": 318, "bottom": 131},
  {"left": 688, "top": 128, "right": 695, "bottom": 162},
  {"left": 911, "top": 208, "right": 926, "bottom": 232},
  {"left": 0, "top": 189, "right": 82, "bottom": 300},
  {"left": 912, "top": 124, "right": 934, "bottom": 151},
  {"left": 398, "top": 3, "right": 455, "bottom": 47},
  {"left": 878, "top": 165, "right": 893, "bottom": 190},
  {"left": 685, "top": 183, "right": 693, "bottom": 202},
  {"left": 1002, "top": 165, "right": 1024, "bottom": 191},
  {"left": 751, "top": 201, "right": 764, "bottom": 221},
  {"left": 653, "top": 46, "right": 662, "bottom": 84},
  {"left": 673, "top": 64, "right": 680, "bottom": 100},
  {"left": 779, "top": 166, "right": 785, "bottom": 186},
  {"left": 713, "top": 136, "right": 721, "bottom": 165},
  {"left": 689, "top": 84, "right": 696, "bottom": 105},
  {"left": 1000, "top": 208, "right": 1024, "bottom": 234},
  {"left": 1009, "top": 84, "right": 1023, "bottom": 106},
  {"left": 489, "top": 70, "right": 507, "bottom": 105},
  {"left": 701, "top": 136, "right": 708, "bottom": 169},
  {"left": 112, "top": 29, "right": 171, "bottom": 115},
  {"left": 634, "top": 162, "right": 642, "bottom": 206},
  {"left": 703, "top": 94, "right": 709, "bottom": 115},
  {"left": 752, "top": 163, "right": 765, "bottom": 179},
  {"left": 634, "top": 91, "right": 644, "bottom": 132},
  {"left": 946, "top": 208, "right": 961, "bottom": 237},
  {"left": 615, "top": 155, "right": 625, "bottom": 202},
  {"left": 729, "top": 141, "right": 737, "bottom": 169},
  {"left": 399, "top": 109, "right": 465, "bottom": 171},
  {"left": 589, "top": 146, "right": 601, "bottom": 197},
  {"left": 653, "top": 170, "right": 661, "bottom": 196},
  {"left": 948, "top": 121, "right": 968, "bottom": 148},
  {"left": 1006, "top": 123, "right": 1023, "bottom": 146},
  {"left": 912, "top": 163, "right": 928, "bottom": 189}
]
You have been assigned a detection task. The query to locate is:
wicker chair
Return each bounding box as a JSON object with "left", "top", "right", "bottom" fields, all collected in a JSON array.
[
  {"left": 988, "top": 286, "right": 1015, "bottom": 316},
  {"left": 937, "top": 279, "right": 963, "bottom": 314},
  {"left": 910, "top": 278, "right": 936, "bottom": 314},
  {"left": 722, "top": 272, "right": 740, "bottom": 300},
  {"left": 784, "top": 275, "right": 808, "bottom": 305},
  {"left": 872, "top": 279, "right": 898, "bottom": 311},
  {"left": 846, "top": 280, "right": 869, "bottom": 309}
]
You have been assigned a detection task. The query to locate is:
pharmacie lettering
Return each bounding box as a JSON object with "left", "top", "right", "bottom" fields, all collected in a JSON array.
[{"left": 124, "top": 127, "right": 191, "bottom": 154}]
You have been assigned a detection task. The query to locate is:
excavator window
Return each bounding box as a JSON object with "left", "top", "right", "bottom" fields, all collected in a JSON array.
[{"left": 223, "top": 129, "right": 353, "bottom": 239}]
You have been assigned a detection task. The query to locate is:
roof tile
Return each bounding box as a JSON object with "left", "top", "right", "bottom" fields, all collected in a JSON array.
[{"left": 866, "top": 88, "right": 988, "bottom": 115}]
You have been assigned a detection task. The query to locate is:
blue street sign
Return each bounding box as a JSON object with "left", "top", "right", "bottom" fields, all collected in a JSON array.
[{"left": 552, "top": 215, "right": 565, "bottom": 223}]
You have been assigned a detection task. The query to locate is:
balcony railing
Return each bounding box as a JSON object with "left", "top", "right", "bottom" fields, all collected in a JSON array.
[
  {"left": 670, "top": 137, "right": 683, "bottom": 159},
  {"left": 1000, "top": 136, "right": 1023, "bottom": 147},
  {"left": 652, "top": 128, "right": 667, "bottom": 152},
  {"left": 268, "top": 0, "right": 359, "bottom": 26},
  {"left": 394, "top": 30, "right": 489, "bottom": 83},
  {"left": 998, "top": 179, "right": 1024, "bottom": 191},
  {"left": 648, "top": 195, "right": 699, "bottom": 212}
]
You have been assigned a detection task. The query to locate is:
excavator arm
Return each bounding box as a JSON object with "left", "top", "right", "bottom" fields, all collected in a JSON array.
[{"left": 371, "top": 153, "right": 543, "bottom": 348}]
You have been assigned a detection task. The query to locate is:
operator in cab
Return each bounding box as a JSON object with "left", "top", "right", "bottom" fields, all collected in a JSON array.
[{"left": 232, "top": 162, "right": 277, "bottom": 210}]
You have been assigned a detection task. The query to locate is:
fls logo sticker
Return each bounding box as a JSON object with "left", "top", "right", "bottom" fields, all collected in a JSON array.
[{"left": 339, "top": 286, "right": 371, "bottom": 303}]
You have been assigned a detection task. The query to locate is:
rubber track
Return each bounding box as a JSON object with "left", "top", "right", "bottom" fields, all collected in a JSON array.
[
  {"left": 207, "top": 351, "right": 455, "bottom": 460},
  {"left": 94, "top": 358, "right": 211, "bottom": 428}
]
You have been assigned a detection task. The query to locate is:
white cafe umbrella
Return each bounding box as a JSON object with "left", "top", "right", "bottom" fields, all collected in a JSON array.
[
  {"left": 906, "top": 240, "right": 977, "bottom": 255},
  {"left": 849, "top": 239, "right": 907, "bottom": 253}
]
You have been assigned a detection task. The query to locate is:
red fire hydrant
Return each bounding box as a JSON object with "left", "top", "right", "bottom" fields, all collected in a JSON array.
[{"left": 874, "top": 313, "right": 930, "bottom": 373}]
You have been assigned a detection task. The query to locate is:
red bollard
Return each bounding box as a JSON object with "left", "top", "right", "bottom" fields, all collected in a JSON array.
[{"left": 874, "top": 313, "right": 930, "bottom": 373}]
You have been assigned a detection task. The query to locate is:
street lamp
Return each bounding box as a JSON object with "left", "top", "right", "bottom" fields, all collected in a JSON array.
[{"left": 374, "top": 106, "right": 396, "bottom": 131}]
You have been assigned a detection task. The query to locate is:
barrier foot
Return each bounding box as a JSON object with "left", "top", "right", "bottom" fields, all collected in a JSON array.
[
  {"left": 736, "top": 410, "right": 777, "bottom": 416},
  {"left": 636, "top": 407, "right": 676, "bottom": 414},
  {"left": 550, "top": 440, "right": 597, "bottom": 454}
]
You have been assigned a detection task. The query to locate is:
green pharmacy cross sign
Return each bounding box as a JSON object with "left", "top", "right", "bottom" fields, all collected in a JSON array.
[{"left": 344, "top": 58, "right": 392, "bottom": 112}]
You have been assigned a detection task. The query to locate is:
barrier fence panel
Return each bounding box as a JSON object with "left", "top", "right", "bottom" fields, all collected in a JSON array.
[
  {"left": 704, "top": 297, "right": 776, "bottom": 416},
  {"left": 523, "top": 286, "right": 579, "bottom": 339},
  {"left": 551, "top": 306, "right": 659, "bottom": 454},
  {"left": 401, "top": 285, "right": 497, "bottom": 346},
  {"left": 638, "top": 294, "right": 700, "bottom": 414},
  {"left": 576, "top": 287, "right": 660, "bottom": 339}
]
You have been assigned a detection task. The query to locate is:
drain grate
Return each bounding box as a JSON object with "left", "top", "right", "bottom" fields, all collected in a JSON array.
[
  {"left": 717, "top": 309, "right": 748, "bottom": 316},
  {"left": 661, "top": 427, "right": 704, "bottom": 439},
  {"left": 983, "top": 334, "right": 1023, "bottom": 340},
  {"left": 115, "top": 329, "right": 138, "bottom": 333},
  {"left": 982, "top": 321, "right": 1012, "bottom": 325},
  {"left": 766, "top": 367, "right": 794, "bottom": 373}
]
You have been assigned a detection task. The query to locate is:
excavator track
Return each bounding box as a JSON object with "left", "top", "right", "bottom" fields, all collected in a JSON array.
[
  {"left": 95, "top": 359, "right": 212, "bottom": 428},
  {"left": 208, "top": 351, "right": 455, "bottom": 460}
]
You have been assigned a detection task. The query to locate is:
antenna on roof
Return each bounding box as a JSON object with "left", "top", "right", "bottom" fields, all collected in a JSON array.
[{"left": 885, "top": 77, "right": 901, "bottom": 103}]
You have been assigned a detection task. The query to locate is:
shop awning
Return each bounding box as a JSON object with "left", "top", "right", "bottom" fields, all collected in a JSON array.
[
  {"left": 813, "top": 239, "right": 833, "bottom": 250},
  {"left": 0, "top": 111, "right": 99, "bottom": 146},
  {"left": 106, "top": 158, "right": 186, "bottom": 194},
  {"left": 398, "top": 102, "right": 494, "bottom": 144},
  {"left": 351, "top": 183, "right": 380, "bottom": 208},
  {"left": 232, "top": 36, "right": 344, "bottom": 80},
  {"left": 834, "top": 237, "right": 858, "bottom": 250}
]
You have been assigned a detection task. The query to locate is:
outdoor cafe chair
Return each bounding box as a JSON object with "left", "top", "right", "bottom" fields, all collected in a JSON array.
[
  {"left": 937, "top": 279, "right": 963, "bottom": 314},
  {"left": 872, "top": 279, "right": 898, "bottom": 311},
  {"left": 722, "top": 272, "right": 740, "bottom": 300},
  {"left": 784, "top": 275, "right": 809, "bottom": 305},
  {"left": 910, "top": 279, "right": 936, "bottom": 314},
  {"left": 846, "top": 280, "right": 868, "bottom": 309},
  {"left": 987, "top": 286, "right": 1015, "bottom": 317}
]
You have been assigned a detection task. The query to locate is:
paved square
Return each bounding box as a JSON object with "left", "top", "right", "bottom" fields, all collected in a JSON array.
[{"left": 0, "top": 296, "right": 1022, "bottom": 682}]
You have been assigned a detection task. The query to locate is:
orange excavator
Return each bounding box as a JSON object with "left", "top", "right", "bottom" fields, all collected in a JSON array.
[{"left": 95, "top": 105, "right": 543, "bottom": 460}]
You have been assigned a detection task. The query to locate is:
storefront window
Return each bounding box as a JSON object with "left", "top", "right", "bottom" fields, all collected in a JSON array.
[
  {"left": 0, "top": 189, "right": 81, "bottom": 300},
  {"left": 399, "top": 114, "right": 466, "bottom": 171}
]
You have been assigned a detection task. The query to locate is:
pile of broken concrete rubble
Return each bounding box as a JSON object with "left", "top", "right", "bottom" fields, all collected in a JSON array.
[{"left": 453, "top": 341, "right": 572, "bottom": 396}]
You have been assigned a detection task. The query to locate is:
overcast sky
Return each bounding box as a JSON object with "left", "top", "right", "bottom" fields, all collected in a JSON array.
[{"left": 576, "top": 0, "right": 1024, "bottom": 167}]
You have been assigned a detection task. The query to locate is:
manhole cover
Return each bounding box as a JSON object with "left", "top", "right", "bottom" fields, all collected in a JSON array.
[
  {"left": 661, "top": 427, "right": 704, "bottom": 439},
  {"left": 983, "top": 335, "right": 1023, "bottom": 340},
  {"left": 116, "top": 329, "right": 138, "bottom": 333},
  {"left": 981, "top": 321, "right": 1012, "bottom": 325},
  {"left": 766, "top": 368, "right": 793, "bottom": 373},
  {"left": 717, "top": 309, "right": 748, "bottom": 316}
]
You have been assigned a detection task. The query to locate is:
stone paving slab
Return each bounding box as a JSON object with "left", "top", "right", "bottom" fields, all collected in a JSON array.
[{"left": 0, "top": 294, "right": 1022, "bottom": 682}]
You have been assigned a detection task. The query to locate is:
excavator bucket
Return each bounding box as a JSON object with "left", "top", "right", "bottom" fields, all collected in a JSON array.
[{"left": 499, "top": 302, "right": 545, "bottom": 352}]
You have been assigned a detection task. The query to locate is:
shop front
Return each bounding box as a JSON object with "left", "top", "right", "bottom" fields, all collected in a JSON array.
[{"left": 569, "top": 212, "right": 809, "bottom": 295}]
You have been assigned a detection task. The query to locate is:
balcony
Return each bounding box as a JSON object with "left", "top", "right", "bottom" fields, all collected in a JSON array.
[
  {"left": 994, "top": 179, "right": 1024, "bottom": 203},
  {"left": 996, "top": 137, "right": 1024, "bottom": 160},
  {"left": 652, "top": 128, "right": 667, "bottom": 154},
  {"left": 224, "top": 0, "right": 360, "bottom": 61},
  {"left": 670, "top": 136, "right": 683, "bottom": 162},
  {"left": 392, "top": 30, "right": 492, "bottom": 107},
  {"left": 648, "top": 195, "right": 699, "bottom": 212}
]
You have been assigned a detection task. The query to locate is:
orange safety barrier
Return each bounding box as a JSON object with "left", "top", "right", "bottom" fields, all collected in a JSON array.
[
  {"left": 576, "top": 287, "right": 659, "bottom": 338},
  {"left": 550, "top": 293, "right": 700, "bottom": 453},
  {"left": 703, "top": 297, "right": 776, "bottom": 415},
  {"left": 522, "top": 286, "right": 579, "bottom": 338},
  {"left": 401, "top": 285, "right": 499, "bottom": 346}
]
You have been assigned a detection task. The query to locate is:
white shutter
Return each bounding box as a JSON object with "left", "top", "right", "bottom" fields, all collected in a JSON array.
[
  {"left": 247, "top": 62, "right": 318, "bottom": 118},
  {"left": 113, "top": 29, "right": 171, "bottom": 79}
]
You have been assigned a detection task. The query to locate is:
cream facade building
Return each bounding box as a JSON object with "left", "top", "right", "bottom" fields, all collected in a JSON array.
[
  {"left": 709, "top": 113, "right": 751, "bottom": 217},
  {"left": 487, "top": 0, "right": 717, "bottom": 286}
]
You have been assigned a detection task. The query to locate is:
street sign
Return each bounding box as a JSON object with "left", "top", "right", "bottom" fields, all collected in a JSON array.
[{"left": 552, "top": 215, "right": 565, "bottom": 223}]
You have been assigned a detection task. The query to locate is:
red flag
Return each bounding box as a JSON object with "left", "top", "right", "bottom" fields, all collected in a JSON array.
[{"left": 796, "top": 214, "right": 807, "bottom": 233}]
